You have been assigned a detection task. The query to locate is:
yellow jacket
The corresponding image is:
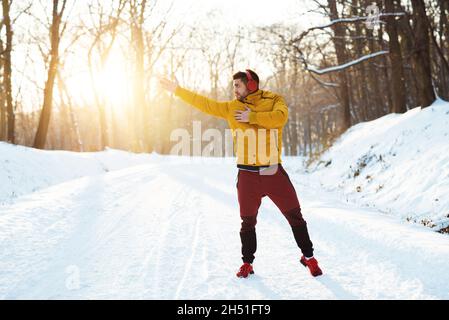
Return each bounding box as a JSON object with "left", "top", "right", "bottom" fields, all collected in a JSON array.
[{"left": 174, "top": 87, "right": 288, "bottom": 166}]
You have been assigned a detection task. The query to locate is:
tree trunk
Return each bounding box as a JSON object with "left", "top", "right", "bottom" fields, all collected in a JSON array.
[
  {"left": 2, "top": 0, "right": 15, "bottom": 143},
  {"left": 364, "top": 0, "right": 384, "bottom": 119},
  {"left": 410, "top": 0, "right": 436, "bottom": 107},
  {"left": 366, "top": 29, "right": 384, "bottom": 118},
  {"left": 439, "top": 0, "right": 449, "bottom": 99},
  {"left": 0, "top": 38, "right": 5, "bottom": 140},
  {"left": 301, "top": 72, "right": 313, "bottom": 157},
  {"left": 385, "top": 0, "right": 407, "bottom": 113},
  {"left": 327, "top": 0, "right": 351, "bottom": 131},
  {"left": 377, "top": 23, "right": 393, "bottom": 116},
  {"left": 352, "top": 0, "right": 368, "bottom": 121},
  {"left": 129, "top": 0, "right": 148, "bottom": 152},
  {"left": 290, "top": 56, "right": 299, "bottom": 156},
  {"left": 56, "top": 71, "right": 82, "bottom": 151},
  {"left": 33, "top": 0, "right": 66, "bottom": 149},
  {"left": 88, "top": 51, "right": 109, "bottom": 150},
  {"left": 0, "top": 91, "right": 4, "bottom": 141},
  {"left": 397, "top": 7, "right": 419, "bottom": 108},
  {"left": 134, "top": 25, "right": 146, "bottom": 152}
]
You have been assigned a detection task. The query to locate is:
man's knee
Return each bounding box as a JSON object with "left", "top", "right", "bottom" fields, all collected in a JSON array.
[
  {"left": 283, "top": 207, "right": 306, "bottom": 227},
  {"left": 240, "top": 215, "right": 257, "bottom": 233}
]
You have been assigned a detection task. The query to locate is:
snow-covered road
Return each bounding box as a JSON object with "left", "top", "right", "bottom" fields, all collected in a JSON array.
[{"left": 1, "top": 158, "right": 448, "bottom": 299}]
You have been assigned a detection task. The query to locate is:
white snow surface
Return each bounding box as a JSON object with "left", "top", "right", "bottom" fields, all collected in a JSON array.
[
  {"left": 1, "top": 100, "right": 449, "bottom": 299},
  {"left": 309, "top": 98, "right": 449, "bottom": 232}
]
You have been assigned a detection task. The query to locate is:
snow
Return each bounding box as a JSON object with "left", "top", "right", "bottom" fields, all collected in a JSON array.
[
  {"left": 308, "top": 51, "right": 389, "bottom": 75},
  {"left": 1, "top": 100, "right": 449, "bottom": 299},
  {"left": 311, "top": 13, "right": 406, "bottom": 31},
  {"left": 309, "top": 98, "right": 449, "bottom": 232},
  {"left": 0, "top": 144, "right": 156, "bottom": 205}
]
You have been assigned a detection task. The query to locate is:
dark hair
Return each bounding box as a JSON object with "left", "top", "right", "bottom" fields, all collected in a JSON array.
[{"left": 233, "top": 69, "right": 259, "bottom": 87}]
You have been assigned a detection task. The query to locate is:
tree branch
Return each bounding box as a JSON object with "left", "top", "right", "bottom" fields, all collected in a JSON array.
[{"left": 307, "top": 50, "right": 389, "bottom": 75}]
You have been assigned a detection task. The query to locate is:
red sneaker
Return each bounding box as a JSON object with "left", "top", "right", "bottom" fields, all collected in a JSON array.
[
  {"left": 300, "top": 256, "right": 323, "bottom": 277},
  {"left": 236, "top": 262, "right": 254, "bottom": 278}
]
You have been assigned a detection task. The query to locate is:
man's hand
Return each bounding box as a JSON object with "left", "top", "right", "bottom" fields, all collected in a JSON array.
[
  {"left": 235, "top": 106, "right": 251, "bottom": 123},
  {"left": 158, "top": 76, "right": 179, "bottom": 93}
]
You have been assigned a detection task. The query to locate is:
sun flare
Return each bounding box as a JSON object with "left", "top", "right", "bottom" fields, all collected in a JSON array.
[
  {"left": 92, "top": 51, "right": 130, "bottom": 110},
  {"left": 67, "top": 48, "right": 131, "bottom": 113}
]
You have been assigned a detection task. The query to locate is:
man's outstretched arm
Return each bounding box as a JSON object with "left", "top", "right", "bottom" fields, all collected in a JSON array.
[{"left": 159, "top": 77, "right": 230, "bottom": 120}]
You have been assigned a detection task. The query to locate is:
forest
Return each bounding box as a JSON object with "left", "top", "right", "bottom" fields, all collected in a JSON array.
[{"left": 1, "top": 0, "right": 447, "bottom": 158}]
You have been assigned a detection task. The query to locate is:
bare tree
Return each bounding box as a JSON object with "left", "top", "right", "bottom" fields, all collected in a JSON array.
[
  {"left": 144, "top": 12, "right": 186, "bottom": 154},
  {"left": 33, "top": 0, "right": 68, "bottom": 149},
  {"left": 2, "top": 0, "right": 15, "bottom": 143},
  {"left": 127, "top": 0, "right": 148, "bottom": 152},
  {"left": 410, "top": 0, "right": 435, "bottom": 107},
  {"left": 1, "top": 0, "right": 446, "bottom": 156},
  {"left": 327, "top": 0, "right": 351, "bottom": 131},
  {"left": 437, "top": 0, "right": 449, "bottom": 98},
  {"left": 350, "top": 0, "right": 368, "bottom": 120},
  {"left": 385, "top": 0, "right": 407, "bottom": 113},
  {"left": 56, "top": 70, "right": 83, "bottom": 151},
  {"left": 364, "top": 0, "right": 384, "bottom": 119},
  {"left": 0, "top": 19, "right": 5, "bottom": 141},
  {"left": 87, "top": 0, "right": 126, "bottom": 150},
  {"left": 225, "top": 31, "right": 242, "bottom": 99}
]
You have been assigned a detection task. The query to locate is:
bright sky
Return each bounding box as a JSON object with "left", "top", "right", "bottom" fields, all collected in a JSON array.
[
  {"left": 152, "top": 0, "right": 325, "bottom": 90},
  {"left": 13, "top": 0, "right": 327, "bottom": 112},
  {"left": 166, "top": 0, "right": 323, "bottom": 28}
]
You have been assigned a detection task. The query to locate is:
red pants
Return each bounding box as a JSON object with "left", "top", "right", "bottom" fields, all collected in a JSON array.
[
  {"left": 237, "top": 165, "right": 305, "bottom": 231},
  {"left": 236, "top": 164, "right": 313, "bottom": 262}
]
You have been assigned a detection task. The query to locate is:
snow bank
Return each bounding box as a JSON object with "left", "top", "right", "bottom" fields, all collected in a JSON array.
[
  {"left": 2, "top": 97, "right": 448, "bottom": 234},
  {"left": 309, "top": 99, "right": 449, "bottom": 232},
  {"left": 0, "top": 143, "right": 156, "bottom": 204}
]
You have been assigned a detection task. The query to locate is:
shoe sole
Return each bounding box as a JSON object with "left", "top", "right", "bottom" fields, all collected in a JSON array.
[
  {"left": 300, "top": 259, "right": 323, "bottom": 277},
  {"left": 236, "top": 271, "right": 254, "bottom": 278}
]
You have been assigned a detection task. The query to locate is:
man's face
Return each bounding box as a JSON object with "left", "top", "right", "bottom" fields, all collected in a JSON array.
[{"left": 233, "top": 79, "right": 249, "bottom": 101}]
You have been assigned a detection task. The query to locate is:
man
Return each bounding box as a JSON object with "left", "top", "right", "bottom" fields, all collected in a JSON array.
[{"left": 159, "top": 70, "right": 322, "bottom": 278}]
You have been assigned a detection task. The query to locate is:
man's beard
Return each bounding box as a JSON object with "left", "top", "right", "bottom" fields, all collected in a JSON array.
[{"left": 236, "top": 93, "right": 247, "bottom": 101}]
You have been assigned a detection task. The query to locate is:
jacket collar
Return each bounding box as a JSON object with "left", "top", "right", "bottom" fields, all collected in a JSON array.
[{"left": 243, "top": 89, "right": 263, "bottom": 104}]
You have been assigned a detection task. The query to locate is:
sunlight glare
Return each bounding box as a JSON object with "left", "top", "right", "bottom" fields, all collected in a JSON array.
[{"left": 94, "top": 50, "right": 130, "bottom": 112}]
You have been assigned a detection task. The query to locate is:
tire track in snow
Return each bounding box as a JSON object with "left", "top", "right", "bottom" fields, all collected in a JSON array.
[
  {"left": 2, "top": 159, "right": 448, "bottom": 299},
  {"left": 147, "top": 179, "right": 195, "bottom": 298},
  {"left": 174, "top": 210, "right": 202, "bottom": 299}
]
